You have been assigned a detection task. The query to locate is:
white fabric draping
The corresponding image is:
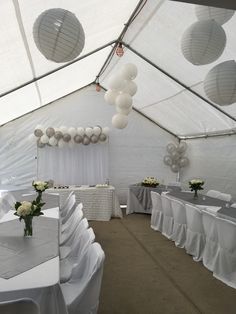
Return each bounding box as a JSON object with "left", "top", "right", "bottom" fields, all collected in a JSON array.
[{"left": 38, "top": 144, "right": 109, "bottom": 186}]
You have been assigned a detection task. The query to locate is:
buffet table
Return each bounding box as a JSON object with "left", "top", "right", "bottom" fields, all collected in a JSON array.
[
  {"left": 0, "top": 208, "right": 67, "bottom": 314},
  {"left": 49, "top": 185, "right": 122, "bottom": 221},
  {"left": 127, "top": 184, "right": 181, "bottom": 215}
]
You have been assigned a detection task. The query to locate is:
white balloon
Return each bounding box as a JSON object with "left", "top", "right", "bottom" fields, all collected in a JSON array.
[
  {"left": 122, "top": 80, "right": 137, "bottom": 96},
  {"left": 104, "top": 89, "right": 119, "bottom": 105},
  {"left": 108, "top": 74, "right": 125, "bottom": 91},
  {"left": 58, "top": 139, "right": 65, "bottom": 148},
  {"left": 166, "top": 143, "right": 177, "bottom": 154},
  {"left": 93, "top": 126, "right": 102, "bottom": 136},
  {"left": 85, "top": 127, "right": 93, "bottom": 137},
  {"left": 28, "top": 134, "right": 36, "bottom": 142},
  {"left": 68, "top": 127, "right": 77, "bottom": 137},
  {"left": 120, "top": 63, "right": 138, "bottom": 80},
  {"left": 40, "top": 135, "right": 49, "bottom": 144},
  {"left": 35, "top": 124, "right": 44, "bottom": 130},
  {"left": 116, "top": 105, "right": 132, "bottom": 115},
  {"left": 115, "top": 93, "right": 132, "bottom": 109},
  {"left": 77, "top": 127, "right": 85, "bottom": 136},
  {"left": 102, "top": 127, "right": 109, "bottom": 135},
  {"left": 49, "top": 137, "right": 57, "bottom": 146},
  {"left": 171, "top": 164, "right": 180, "bottom": 173},
  {"left": 68, "top": 141, "right": 75, "bottom": 149},
  {"left": 60, "top": 126, "right": 68, "bottom": 134},
  {"left": 179, "top": 157, "right": 189, "bottom": 168},
  {"left": 177, "top": 142, "right": 187, "bottom": 154},
  {"left": 112, "top": 114, "right": 128, "bottom": 129}
]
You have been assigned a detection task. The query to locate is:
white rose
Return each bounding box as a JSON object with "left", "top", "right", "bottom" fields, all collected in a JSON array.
[{"left": 17, "top": 201, "right": 32, "bottom": 216}]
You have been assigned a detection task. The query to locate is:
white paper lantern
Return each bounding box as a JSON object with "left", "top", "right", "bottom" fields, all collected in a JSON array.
[
  {"left": 116, "top": 105, "right": 132, "bottom": 115},
  {"left": 181, "top": 20, "right": 226, "bottom": 65},
  {"left": 115, "top": 93, "right": 132, "bottom": 109},
  {"left": 68, "top": 127, "right": 77, "bottom": 137},
  {"left": 195, "top": 5, "right": 235, "bottom": 25},
  {"left": 104, "top": 89, "right": 119, "bottom": 105},
  {"left": 77, "top": 127, "right": 85, "bottom": 136},
  {"left": 102, "top": 127, "right": 109, "bottom": 135},
  {"left": 108, "top": 74, "right": 125, "bottom": 91},
  {"left": 33, "top": 8, "right": 85, "bottom": 63},
  {"left": 112, "top": 114, "right": 128, "bottom": 129},
  {"left": 85, "top": 127, "right": 93, "bottom": 137},
  {"left": 204, "top": 60, "right": 236, "bottom": 105},
  {"left": 120, "top": 63, "right": 138, "bottom": 80},
  {"left": 122, "top": 80, "right": 137, "bottom": 96}
]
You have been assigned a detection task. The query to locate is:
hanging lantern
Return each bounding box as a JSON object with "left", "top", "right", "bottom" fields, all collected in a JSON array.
[
  {"left": 204, "top": 60, "right": 236, "bottom": 106},
  {"left": 195, "top": 5, "right": 235, "bottom": 25},
  {"left": 33, "top": 8, "right": 85, "bottom": 63},
  {"left": 181, "top": 20, "right": 226, "bottom": 65},
  {"left": 116, "top": 42, "right": 124, "bottom": 57},
  {"left": 96, "top": 83, "right": 101, "bottom": 92}
]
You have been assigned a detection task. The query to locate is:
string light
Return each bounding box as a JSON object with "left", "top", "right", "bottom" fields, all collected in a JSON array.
[
  {"left": 95, "top": 77, "right": 101, "bottom": 92},
  {"left": 116, "top": 42, "right": 124, "bottom": 57}
]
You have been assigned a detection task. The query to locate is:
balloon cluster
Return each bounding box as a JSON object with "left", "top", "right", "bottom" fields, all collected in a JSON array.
[
  {"left": 104, "top": 63, "right": 138, "bottom": 129},
  {"left": 163, "top": 142, "right": 189, "bottom": 173},
  {"left": 33, "top": 125, "right": 109, "bottom": 148}
]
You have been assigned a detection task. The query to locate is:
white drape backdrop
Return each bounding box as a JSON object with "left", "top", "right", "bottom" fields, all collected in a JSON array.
[{"left": 37, "top": 143, "right": 109, "bottom": 185}]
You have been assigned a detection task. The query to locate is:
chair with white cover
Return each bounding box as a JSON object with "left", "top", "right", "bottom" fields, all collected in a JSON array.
[
  {"left": 217, "top": 193, "right": 232, "bottom": 202},
  {"left": 60, "top": 228, "right": 96, "bottom": 283},
  {"left": 150, "top": 191, "right": 163, "bottom": 232},
  {"left": 60, "top": 208, "right": 84, "bottom": 246},
  {"left": 0, "top": 192, "right": 16, "bottom": 219},
  {"left": 61, "top": 203, "right": 83, "bottom": 233},
  {"left": 206, "top": 190, "right": 221, "bottom": 198},
  {"left": 170, "top": 198, "right": 186, "bottom": 248},
  {"left": 202, "top": 210, "right": 219, "bottom": 271},
  {"left": 213, "top": 217, "right": 236, "bottom": 288},
  {"left": 0, "top": 298, "right": 40, "bottom": 314},
  {"left": 61, "top": 242, "right": 105, "bottom": 314},
  {"left": 161, "top": 193, "right": 174, "bottom": 239},
  {"left": 60, "top": 192, "right": 75, "bottom": 218},
  {"left": 185, "top": 204, "right": 205, "bottom": 262}
]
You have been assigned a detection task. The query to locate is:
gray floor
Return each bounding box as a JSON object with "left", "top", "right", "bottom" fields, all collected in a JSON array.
[{"left": 90, "top": 213, "right": 236, "bottom": 314}]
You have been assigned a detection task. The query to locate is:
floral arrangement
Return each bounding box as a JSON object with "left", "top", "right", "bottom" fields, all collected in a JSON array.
[
  {"left": 142, "top": 177, "right": 159, "bottom": 187},
  {"left": 14, "top": 180, "right": 49, "bottom": 236},
  {"left": 189, "top": 179, "right": 204, "bottom": 198}
]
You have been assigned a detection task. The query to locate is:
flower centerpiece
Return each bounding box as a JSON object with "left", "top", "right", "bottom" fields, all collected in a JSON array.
[
  {"left": 142, "top": 177, "right": 159, "bottom": 188},
  {"left": 189, "top": 179, "right": 204, "bottom": 199},
  {"left": 14, "top": 181, "right": 49, "bottom": 236}
]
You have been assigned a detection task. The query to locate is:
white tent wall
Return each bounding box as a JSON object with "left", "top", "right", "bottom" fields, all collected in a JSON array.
[
  {"left": 181, "top": 136, "right": 236, "bottom": 200},
  {"left": 0, "top": 86, "right": 177, "bottom": 203}
]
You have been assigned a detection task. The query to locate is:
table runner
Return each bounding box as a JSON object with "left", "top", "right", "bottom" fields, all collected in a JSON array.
[
  {"left": 0, "top": 216, "right": 58, "bottom": 279},
  {"left": 168, "top": 191, "right": 236, "bottom": 220}
]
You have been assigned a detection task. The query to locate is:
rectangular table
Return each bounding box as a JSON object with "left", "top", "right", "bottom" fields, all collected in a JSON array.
[
  {"left": 127, "top": 184, "right": 181, "bottom": 215},
  {"left": 49, "top": 185, "right": 122, "bottom": 221},
  {"left": 0, "top": 208, "right": 68, "bottom": 314}
]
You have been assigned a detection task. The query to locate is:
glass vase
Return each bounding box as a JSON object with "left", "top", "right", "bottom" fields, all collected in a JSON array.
[
  {"left": 193, "top": 189, "right": 198, "bottom": 199},
  {"left": 23, "top": 216, "right": 33, "bottom": 237}
]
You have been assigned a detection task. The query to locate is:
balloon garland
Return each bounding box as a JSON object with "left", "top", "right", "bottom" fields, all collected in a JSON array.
[
  {"left": 33, "top": 125, "right": 109, "bottom": 148},
  {"left": 104, "top": 63, "right": 138, "bottom": 129},
  {"left": 163, "top": 142, "right": 189, "bottom": 173}
]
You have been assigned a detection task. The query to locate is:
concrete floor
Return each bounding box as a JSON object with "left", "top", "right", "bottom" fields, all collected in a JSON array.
[{"left": 90, "top": 213, "right": 236, "bottom": 314}]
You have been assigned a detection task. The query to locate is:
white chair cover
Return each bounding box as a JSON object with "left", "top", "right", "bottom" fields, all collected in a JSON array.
[
  {"left": 231, "top": 203, "right": 236, "bottom": 208},
  {"left": 61, "top": 242, "right": 105, "bottom": 314},
  {"left": 202, "top": 210, "right": 219, "bottom": 271},
  {"left": 60, "top": 192, "right": 75, "bottom": 217},
  {"left": 168, "top": 182, "right": 182, "bottom": 187},
  {"left": 213, "top": 217, "right": 236, "bottom": 288},
  {"left": 161, "top": 194, "right": 174, "bottom": 239},
  {"left": 217, "top": 193, "right": 232, "bottom": 202},
  {"left": 150, "top": 191, "right": 163, "bottom": 232},
  {"left": 61, "top": 203, "right": 83, "bottom": 233},
  {"left": 206, "top": 190, "right": 221, "bottom": 198},
  {"left": 185, "top": 204, "right": 205, "bottom": 262},
  {"left": 0, "top": 298, "right": 40, "bottom": 314},
  {"left": 0, "top": 192, "right": 16, "bottom": 219},
  {"left": 170, "top": 198, "right": 186, "bottom": 248},
  {"left": 60, "top": 228, "right": 96, "bottom": 283},
  {"left": 60, "top": 209, "right": 84, "bottom": 246}
]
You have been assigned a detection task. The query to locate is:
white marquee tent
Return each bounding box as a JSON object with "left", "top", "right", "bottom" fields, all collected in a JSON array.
[{"left": 0, "top": 0, "right": 236, "bottom": 203}]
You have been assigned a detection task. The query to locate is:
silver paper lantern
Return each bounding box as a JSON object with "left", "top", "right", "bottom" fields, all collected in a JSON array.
[
  {"left": 33, "top": 8, "right": 85, "bottom": 63},
  {"left": 195, "top": 5, "right": 235, "bottom": 25},
  {"left": 204, "top": 60, "right": 236, "bottom": 106},
  {"left": 181, "top": 20, "right": 226, "bottom": 65}
]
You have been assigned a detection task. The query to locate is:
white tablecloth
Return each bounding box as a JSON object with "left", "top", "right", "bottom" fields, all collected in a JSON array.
[
  {"left": 0, "top": 208, "right": 67, "bottom": 314},
  {"left": 49, "top": 186, "right": 122, "bottom": 221}
]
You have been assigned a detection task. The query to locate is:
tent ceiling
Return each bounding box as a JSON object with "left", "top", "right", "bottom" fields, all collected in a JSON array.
[
  {"left": 0, "top": 0, "right": 236, "bottom": 138},
  {"left": 171, "top": 0, "right": 236, "bottom": 10}
]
